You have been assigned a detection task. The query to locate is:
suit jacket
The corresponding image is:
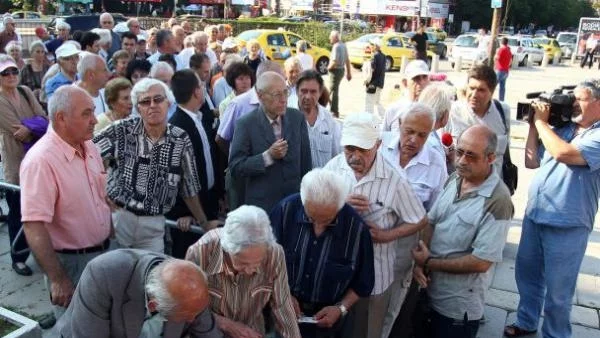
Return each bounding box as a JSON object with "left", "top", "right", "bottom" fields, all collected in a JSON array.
[
  {"left": 229, "top": 107, "right": 312, "bottom": 212},
  {"left": 56, "top": 249, "right": 222, "bottom": 338},
  {"left": 167, "top": 106, "right": 218, "bottom": 220}
]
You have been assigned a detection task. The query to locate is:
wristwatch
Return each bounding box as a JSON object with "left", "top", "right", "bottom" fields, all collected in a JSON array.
[{"left": 337, "top": 303, "right": 348, "bottom": 316}]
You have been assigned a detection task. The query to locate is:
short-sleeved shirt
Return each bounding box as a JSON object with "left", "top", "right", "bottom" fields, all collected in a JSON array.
[
  {"left": 410, "top": 33, "right": 428, "bottom": 53},
  {"left": 270, "top": 193, "right": 375, "bottom": 305},
  {"left": 93, "top": 117, "right": 201, "bottom": 216},
  {"left": 330, "top": 42, "right": 348, "bottom": 70},
  {"left": 217, "top": 87, "right": 260, "bottom": 143},
  {"left": 306, "top": 105, "right": 342, "bottom": 168},
  {"left": 324, "top": 153, "right": 426, "bottom": 294},
  {"left": 495, "top": 45, "right": 513, "bottom": 72},
  {"left": 526, "top": 121, "right": 600, "bottom": 229},
  {"left": 382, "top": 97, "right": 412, "bottom": 132},
  {"left": 45, "top": 72, "right": 77, "bottom": 101},
  {"left": 20, "top": 129, "right": 111, "bottom": 250},
  {"left": 427, "top": 172, "right": 513, "bottom": 320}
]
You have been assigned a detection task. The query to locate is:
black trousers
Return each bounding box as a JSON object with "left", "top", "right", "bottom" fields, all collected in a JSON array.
[
  {"left": 6, "top": 190, "right": 29, "bottom": 263},
  {"left": 581, "top": 49, "right": 595, "bottom": 68},
  {"left": 430, "top": 310, "right": 480, "bottom": 338}
]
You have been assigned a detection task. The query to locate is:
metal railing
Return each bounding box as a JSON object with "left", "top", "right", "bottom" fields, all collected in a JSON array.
[{"left": 0, "top": 181, "right": 205, "bottom": 256}]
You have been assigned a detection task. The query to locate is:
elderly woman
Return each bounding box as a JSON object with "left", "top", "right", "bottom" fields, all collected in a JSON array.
[
  {"left": 93, "top": 78, "right": 218, "bottom": 253},
  {"left": 91, "top": 28, "right": 112, "bottom": 61},
  {"left": 0, "top": 56, "right": 47, "bottom": 276},
  {"left": 110, "top": 50, "right": 130, "bottom": 78},
  {"left": 126, "top": 58, "right": 151, "bottom": 84},
  {"left": 20, "top": 40, "right": 50, "bottom": 99},
  {"left": 94, "top": 78, "right": 132, "bottom": 133},
  {"left": 185, "top": 205, "right": 301, "bottom": 338},
  {"left": 243, "top": 39, "right": 263, "bottom": 74},
  {"left": 296, "top": 40, "right": 314, "bottom": 71},
  {"left": 44, "top": 42, "right": 80, "bottom": 100},
  {"left": 218, "top": 61, "right": 254, "bottom": 115},
  {"left": 5, "top": 41, "right": 25, "bottom": 70},
  {"left": 284, "top": 57, "right": 302, "bottom": 109}
]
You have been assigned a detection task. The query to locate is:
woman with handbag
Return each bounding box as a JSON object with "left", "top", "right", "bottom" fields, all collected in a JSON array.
[{"left": 364, "top": 39, "right": 386, "bottom": 118}]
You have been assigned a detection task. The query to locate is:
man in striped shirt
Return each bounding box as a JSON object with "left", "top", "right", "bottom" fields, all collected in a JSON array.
[
  {"left": 324, "top": 113, "right": 427, "bottom": 338},
  {"left": 186, "top": 205, "right": 301, "bottom": 338}
]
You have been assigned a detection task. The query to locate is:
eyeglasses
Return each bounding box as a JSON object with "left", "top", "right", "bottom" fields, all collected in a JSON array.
[
  {"left": 456, "top": 148, "right": 486, "bottom": 161},
  {"left": 262, "top": 89, "right": 290, "bottom": 101},
  {"left": 0, "top": 68, "right": 19, "bottom": 77},
  {"left": 137, "top": 95, "right": 166, "bottom": 107}
]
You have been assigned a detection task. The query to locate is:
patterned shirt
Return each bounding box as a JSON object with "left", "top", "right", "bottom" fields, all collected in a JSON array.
[
  {"left": 185, "top": 229, "right": 301, "bottom": 338},
  {"left": 324, "top": 153, "right": 426, "bottom": 295},
  {"left": 306, "top": 105, "right": 342, "bottom": 168},
  {"left": 93, "top": 117, "right": 201, "bottom": 216},
  {"left": 270, "top": 194, "right": 374, "bottom": 305}
]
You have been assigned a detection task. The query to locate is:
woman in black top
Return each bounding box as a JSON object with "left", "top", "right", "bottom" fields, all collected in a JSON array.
[{"left": 20, "top": 40, "right": 50, "bottom": 101}]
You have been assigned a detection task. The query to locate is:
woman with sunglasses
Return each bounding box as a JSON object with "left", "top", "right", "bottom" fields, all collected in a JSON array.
[
  {"left": 0, "top": 56, "right": 47, "bottom": 276},
  {"left": 20, "top": 41, "right": 50, "bottom": 101}
]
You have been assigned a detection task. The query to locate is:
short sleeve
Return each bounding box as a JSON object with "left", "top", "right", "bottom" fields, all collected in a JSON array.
[
  {"left": 20, "top": 156, "right": 57, "bottom": 223},
  {"left": 575, "top": 128, "right": 600, "bottom": 172},
  {"left": 471, "top": 194, "right": 513, "bottom": 262},
  {"left": 217, "top": 100, "right": 238, "bottom": 141},
  {"left": 394, "top": 179, "right": 426, "bottom": 224}
]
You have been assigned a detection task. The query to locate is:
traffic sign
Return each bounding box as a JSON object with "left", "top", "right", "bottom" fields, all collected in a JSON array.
[{"left": 491, "top": 0, "right": 502, "bottom": 8}]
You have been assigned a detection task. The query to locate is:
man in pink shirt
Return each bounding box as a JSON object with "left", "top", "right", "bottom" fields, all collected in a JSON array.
[
  {"left": 494, "top": 37, "right": 513, "bottom": 102},
  {"left": 20, "top": 85, "right": 112, "bottom": 320}
]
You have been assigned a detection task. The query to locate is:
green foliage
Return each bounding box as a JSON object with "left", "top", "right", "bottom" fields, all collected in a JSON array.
[{"left": 9, "top": 0, "right": 34, "bottom": 11}]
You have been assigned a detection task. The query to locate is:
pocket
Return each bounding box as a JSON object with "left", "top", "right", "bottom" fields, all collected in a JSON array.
[
  {"left": 455, "top": 213, "right": 478, "bottom": 242},
  {"left": 322, "top": 260, "right": 354, "bottom": 296}
]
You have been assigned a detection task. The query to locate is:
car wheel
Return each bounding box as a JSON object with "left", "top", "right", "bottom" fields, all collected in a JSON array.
[
  {"left": 521, "top": 55, "right": 528, "bottom": 67},
  {"left": 385, "top": 56, "right": 393, "bottom": 71},
  {"left": 316, "top": 57, "right": 329, "bottom": 75},
  {"left": 450, "top": 62, "right": 455, "bottom": 69}
]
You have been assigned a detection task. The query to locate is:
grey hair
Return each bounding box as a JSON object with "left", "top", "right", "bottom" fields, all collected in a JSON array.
[
  {"left": 77, "top": 52, "right": 104, "bottom": 79},
  {"left": 131, "top": 77, "right": 175, "bottom": 106},
  {"left": 98, "top": 12, "right": 113, "bottom": 25},
  {"left": 401, "top": 102, "right": 435, "bottom": 130},
  {"left": 3, "top": 16, "right": 14, "bottom": 26},
  {"left": 223, "top": 54, "right": 243, "bottom": 72},
  {"left": 145, "top": 260, "right": 177, "bottom": 316},
  {"left": 5, "top": 40, "right": 21, "bottom": 53},
  {"left": 48, "top": 85, "right": 92, "bottom": 121},
  {"left": 91, "top": 28, "right": 112, "bottom": 45},
  {"left": 220, "top": 205, "right": 277, "bottom": 255},
  {"left": 577, "top": 79, "right": 600, "bottom": 100},
  {"left": 192, "top": 31, "right": 209, "bottom": 44},
  {"left": 330, "top": 30, "right": 340, "bottom": 39},
  {"left": 296, "top": 40, "right": 308, "bottom": 53},
  {"left": 126, "top": 18, "right": 139, "bottom": 29},
  {"left": 183, "top": 35, "right": 194, "bottom": 48},
  {"left": 300, "top": 168, "right": 348, "bottom": 211},
  {"left": 418, "top": 83, "right": 452, "bottom": 123},
  {"left": 255, "top": 71, "right": 285, "bottom": 93},
  {"left": 29, "top": 40, "right": 46, "bottom": 55},
  {"left": 284, "top": 56, "right": 302, "bottom": 71},
  {"left": 256, "top": 60, "right": 284, "bottom": 78},
  {"left": 150, "top": 61, "right": 174, "bottom": 78},
  {"left": 56, "top": 20, "right": 71, "bottom": 31}
]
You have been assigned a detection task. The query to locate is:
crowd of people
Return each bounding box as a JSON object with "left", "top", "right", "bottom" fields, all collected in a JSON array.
[{"left": 0, "top": 12, "right": 598, "bottom": 338}]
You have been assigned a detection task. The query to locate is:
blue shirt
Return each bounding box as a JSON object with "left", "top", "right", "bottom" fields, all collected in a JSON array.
[
  {"left": 526, "top": 120, "right": 600, "bottom": 229},
  {"left": 45, "top": 72, "right": 76, "bottom": 100},
  {"left": 45, "top": 38, "right": 63, "bottom": 55},
  {"left": 270, "top": 193, "right": 375, "bottom": 305}
]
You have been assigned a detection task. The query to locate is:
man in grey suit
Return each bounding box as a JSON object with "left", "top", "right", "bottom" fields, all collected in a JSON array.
[
  {"left": 229, "top": 71, "right": 312, "bottom": 212},
  {"left": 55, "top": 249, "right": 222, "bottom": 338}
]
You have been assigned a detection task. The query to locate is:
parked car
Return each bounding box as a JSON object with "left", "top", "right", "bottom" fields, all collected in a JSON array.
[
  {"left": 534, "top": 30, "right": 548, "bottom": 37},
  {"left": 500, "top": 26, "right": 515, "bottom": 35},
  {"left": 503, "top": 36, "right": 544, "bottom": 66},
  {"left": 426, "top": 27, "right": 447, "bottom": 41},
  {"left": 403, "top": 31, "right": 448, "bottom": 58},
  {"left": 236, "top": 29, "right": 330, "bottom": 74},
  {"left": 449, "top": 34, "right": 498, "bottom": 69},
  {"left": 47, "top": 14, "right": 127, "bottom": 37},
  {"left": 11, "top": 11, "right": 44, "bottom": 19},
  {"left": 556, "top": 32, "right": 578, "bottom": 59},
  {"left": 347, "top": 33, "right": 434, "bottom": 71},
  {"left": 533, "top": 37, "right": 562, "bottom": 63}
]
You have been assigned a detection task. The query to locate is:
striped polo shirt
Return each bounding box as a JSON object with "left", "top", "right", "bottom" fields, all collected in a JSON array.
[{"left": 306, "top": 105, "right": 342, "bottom": 168}]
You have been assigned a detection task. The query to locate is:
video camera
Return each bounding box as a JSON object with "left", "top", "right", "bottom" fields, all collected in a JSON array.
[{"left": 516, "top": 85, "right": 576, "bottom": 128}]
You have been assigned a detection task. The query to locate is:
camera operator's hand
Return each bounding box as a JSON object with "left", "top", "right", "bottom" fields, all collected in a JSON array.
[{"left": 532, "top": 101, "right": 551, "bottom": 124}]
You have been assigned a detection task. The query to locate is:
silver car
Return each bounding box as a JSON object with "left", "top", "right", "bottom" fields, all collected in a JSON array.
[
  {"left": 556, "top": 32, "right": 578, "bottom": 59},
  {"left": 449, "top": 34, "right": 496, "bottom": 69}
]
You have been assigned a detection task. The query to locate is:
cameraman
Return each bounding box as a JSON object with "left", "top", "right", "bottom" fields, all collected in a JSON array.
[{"left": 505, "top": 80, "right": 600, "bottom": 338}]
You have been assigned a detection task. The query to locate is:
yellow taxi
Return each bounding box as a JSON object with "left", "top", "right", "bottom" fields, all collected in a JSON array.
[
  {"left": 426, "top": 27, "right": 448, "bottom": 41},
  {"left": 348, "top": 33, "right": 434, "bottom": 71},
  {"left": 236, "top": 29, "right": 331, "bottom": 74},
  {"left": 533, "top": 37, "right": 562, "bottom": 63}
]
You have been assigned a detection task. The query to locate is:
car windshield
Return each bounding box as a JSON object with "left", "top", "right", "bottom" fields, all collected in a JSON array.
[
  {"left": 454, "top": 35, "right": 478, "bottom": 47},
  {"left": 507, "top": 39, "right": 519, "bottom": 46},
  {"left": 356, "top": 34, "right": 381, "bottom": 42},
  {"left": 534, "top": 38, "right": 550, "bottom": 45},
  {"left": 557, "top": 34, "right": 577, "bottom": 44},
  {"left": 237, "top": 30, "right": 262, "bottom": 41}
]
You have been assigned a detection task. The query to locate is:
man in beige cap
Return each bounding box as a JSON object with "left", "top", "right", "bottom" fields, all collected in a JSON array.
[
  {"left": 45, "top": 42, "right": 81, "bottom": 100},
  {"left": 323, "top": 112, "right": 426, "bottom": 338}
]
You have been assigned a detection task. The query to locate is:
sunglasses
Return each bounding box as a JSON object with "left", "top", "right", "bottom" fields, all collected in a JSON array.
[
  {"left": 138, "top": 95, "right": 166, "bottom": 107},
  {"left": 1, "top": 68, "right": 19, "bottom": 77}
]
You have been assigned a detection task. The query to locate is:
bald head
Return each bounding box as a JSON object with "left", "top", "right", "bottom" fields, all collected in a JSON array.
[
  {"left": 461, "top": 124, "right": 497, "bottom": 156},
  {"left": 256, "top": 71, "right": 286, "bottom": 92},
  {"left": 99, "top": 13, "right": 114, "bottom": 29},
  {"left": 256, "top": 60, "right": 284, "bottom": 78}
]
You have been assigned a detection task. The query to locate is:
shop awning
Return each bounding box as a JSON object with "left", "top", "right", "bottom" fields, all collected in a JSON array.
[{"left": 188, "top": 0, "right": 224, "bottom": 4}]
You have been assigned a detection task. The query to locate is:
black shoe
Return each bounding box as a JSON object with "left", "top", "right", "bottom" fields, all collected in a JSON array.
[
  {"left": 38, "top": 313, "right": 56, "bottom": 329},
  {"left": 12, "top": 262, "right": 33, "bottom": 276}
]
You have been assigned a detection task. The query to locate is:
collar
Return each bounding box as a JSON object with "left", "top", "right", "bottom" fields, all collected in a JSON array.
[
  {"left": 456, "top": 170, "right": 501, "bottom": 198},
  {"left": 131, "top": 116, "right": 171, "bottom": 143},
  {"left": 249, "top": 87, "right": 260, "bottom": 105},
  {"left": 384, "top": 133, "right": 431, "bottom": 167},
  {"left": 340, "top": 152, "right": 390, "bottom": 183},
  {"left": 203, "top": 230, "right": 263, "bottom": 277},
  {"left": 264, "top": 111, "right": 281, "bottom": 125},
  {"left": 297, "top": 207, "right": 343, "bottom": 239},
  {"left": 48, "top": 128, "right": 89, "bottom": 162},
  {"left": 178, "top": 105, "right": 200, "bottom": 120}
]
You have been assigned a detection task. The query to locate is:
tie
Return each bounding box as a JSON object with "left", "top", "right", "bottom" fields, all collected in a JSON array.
[{"left": 272, "top": 119, "right": 282, "bottom": 140}]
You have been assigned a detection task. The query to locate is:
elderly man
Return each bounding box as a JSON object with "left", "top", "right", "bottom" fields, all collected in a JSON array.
[
  {"left": 167, "top": 69, "right": 220, "bottom": 259},
  {"left": 99, "top": 13, "right": 121, "bottom": 58},
  {"left": 150, "top": 61, "right": 174, "bottom": 86},
  {"left": 21, "top": 85, "right": 112, "bottom": 319},
  {"left": 326, "top": 30, "right": 351, "bottom": 118},
  {"left": 379, "top": 103, "right": 448, "bottom": 338},
  {"left": 444, "top": 64, "right": 510, "bottom": 177},
  {"left": 127, "top": 18, "right": 141, "bottom": 36},
  {"left": 93, "top": 78, "right": 216, "bottom": 253},
  {"left": 186, "top": 205, "right": 301, "bottom": 338},
  {"left": 46, "top": 43, "right": 80, "bottom": 100},
  {"left": 180, "top": 32, "right": 218, "bottom": 70},
  {"left": 270, "top": 168, "right": 374, "bottom": 337},
  {"left": 45, "top": 21, "right": 71, "bottom": 58},
  {"left": 284, "top": 57, "right": 302, "bottom": 109},
  {"left": 55, "top": 249, "right": 221, "bottom": 337},
  {"left": 229, "top": 71, "right": 312, "bottom": 212},
  {"left": 76, "top": 53, "right": 110, "bottom": 116},
  {"left": 412, "top": 125, "right": 513, "bottom": 338},
  {"left": 323, "top": 112, "right": 427, "bottom": 338},
  {"left": 147, "top": 29, "right": 181, "bottom": 68},
  {"left": 0, "top": 17, "right": 20, "bottom": 53},
  {"left": 172, "top": 25, "right": 186, "bottom": 52},
  {"left": 296, "top": 70, "right": 341, "bottom": 168},
  {"left": 420, "top": 83, "right": 454, "bottom": 159},
  {"left": 382, "top": 60, "right": 430, "bottom": 132},
  {"left": 182, "top": 20, "right": 192, "bottom": 35}
]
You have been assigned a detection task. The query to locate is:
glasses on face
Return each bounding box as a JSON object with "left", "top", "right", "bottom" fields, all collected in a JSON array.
[
  {"left": 456, "top": 148, "right": 486, "bottom": 162},
  {"left": 1, "top": 68, "right": 19, "bottom": 77},
  {"left": 137, "top": 95, "right": 166, "bottom": 107},
  {"left": 262, "top": 89, "right": 290, "bottom": 101}
]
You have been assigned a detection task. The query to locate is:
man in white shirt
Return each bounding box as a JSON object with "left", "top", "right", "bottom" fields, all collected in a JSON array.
[
  {"left": 147, "top": 29, "right": 182, "bottom": 70},
  {"left": 284, "top": 57, "right": 302, "bottom": 109},
  {"left": 179, "top": 32, "right": 218, "bottom": 69},
  {"left": 76, "top": 52, "right": 110, "bottom": 116}
]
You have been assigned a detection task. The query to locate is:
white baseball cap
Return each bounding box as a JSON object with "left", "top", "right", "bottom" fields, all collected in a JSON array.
[
  {"left": 55, "top": 43, "right": 80, "bottom": 59},
  {"left": 404, "top": 60, "right": 430, "bottom": 79},
  {"left": 340, "top": 113, "right": 381, "bottom": 149}
]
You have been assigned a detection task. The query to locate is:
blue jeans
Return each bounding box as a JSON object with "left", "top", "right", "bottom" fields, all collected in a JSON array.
[
  {"left": 496, "top": 70, "right": 509, "bottom": 101},
  {"left": 514, "top": 216, "right": 590, "bottom": 338}
]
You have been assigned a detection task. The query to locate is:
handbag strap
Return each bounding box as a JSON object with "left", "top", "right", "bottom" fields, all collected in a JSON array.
[{"left": 493, "top": 99, "right": 512, "bottom": 163}]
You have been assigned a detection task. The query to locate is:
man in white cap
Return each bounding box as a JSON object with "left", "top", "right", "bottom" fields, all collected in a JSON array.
[
  {"left": 45, "top": 43, "right": 81, "bottom": 100},
  {"left": 382, "top": 59, "right": 430, "bottom": 132},
  {"left": 323, "top": 112, "right": 426, "bottom": 338}
]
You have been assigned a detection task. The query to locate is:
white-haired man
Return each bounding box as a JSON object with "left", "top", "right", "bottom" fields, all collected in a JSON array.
[
  {"left": 99, "top": 13, "right": 120, "bottom": 58},
  {"left": 270, "top": 168, "right": 375, "bottom": 338},
  {"left": 126, "top": 18, "right": 141, "bottom": 36},
  {"left": 179, "top": 32, "right": 218, "bottom": 69},
  {"left": 147, "top": 29, "right": 181, "bottom": 68},
  {"left": 45, "top": 20, "right": 71, "bottom": 57},
  {"left": 419, "top": 83, "right": 454, "bottom": 159},
  {"left": 0, "top": 17, "right": 21, "bottom": 54},
  {"left": 55, "top": 249, "right": 221, "bottom": 338},
  {"left": 21, "top": 85, "right": 112, "bottom": 319},
  {"left": 150, "top": 60, "right": 174, "bottom": 86},
  {"left": 323, "top": 112, "right": 426, "bottom": 338},
  {"left": 284, "top": 57, "right": 302, "bottom": 109},
  {"left": 76, "top": 53, "right": 110, "bottom": 116},
  {"left": 186, "top": 205, "right": 301, "bottom": 338}
]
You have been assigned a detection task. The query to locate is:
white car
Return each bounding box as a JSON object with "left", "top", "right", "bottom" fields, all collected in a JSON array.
[
  {"left": 556, "top": 32, "right": 578, "bottom": 59},
  {"left": 449, "top": 34, "right": 494, "bottom": 69},
  {"left": 504, "top": 36, "right": 544, "bottom": 66}
]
